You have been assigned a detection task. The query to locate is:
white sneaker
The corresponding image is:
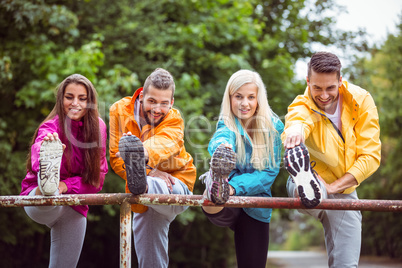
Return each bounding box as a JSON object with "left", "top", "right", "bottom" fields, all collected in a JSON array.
[
  {"left": 199, "top": 170, "right": 214, "bottom": 201},
  {"left": 284, "top": 143, "right": 322, "bottom": 208},
  {"left": 200, "top": 144, "right": 236, "bottom": 205},
  {"left": 38, "top": 139, "right": 63, "bottom": 195}
]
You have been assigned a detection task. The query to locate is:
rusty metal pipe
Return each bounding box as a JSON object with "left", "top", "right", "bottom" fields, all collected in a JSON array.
[
  {"left": 1, "top": 193, "right": 401, "bottom": 268},
  {"left": 120, "top": 200, "right": 131, "bottom": 268},
  {"left": 1, "top": 194, "right": 401, "bottom": 212}
]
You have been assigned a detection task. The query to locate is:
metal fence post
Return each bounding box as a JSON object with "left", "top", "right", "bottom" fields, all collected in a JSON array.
[{"left": 120, "top": 200, "right": 132, "bottom": 268}]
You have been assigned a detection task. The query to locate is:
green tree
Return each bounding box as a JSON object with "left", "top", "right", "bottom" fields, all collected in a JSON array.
[
  {"left": 348, "top": 17, "right": 402, "bottom": 259},
  {"left": 0, "top": 0, "right": 370, "bottom": 266},
  {"left": 0, "top": 1, "right": 136, "bottom": 266}
]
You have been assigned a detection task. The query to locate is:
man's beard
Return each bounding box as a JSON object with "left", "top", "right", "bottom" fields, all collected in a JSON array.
[{"left": 142, "top": 102, "right": 166, "bottom": 127}]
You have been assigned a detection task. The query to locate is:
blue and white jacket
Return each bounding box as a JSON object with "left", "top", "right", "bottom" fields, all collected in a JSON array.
[{"left": 208, "top": 116, "right": 284, "bottom": 223}]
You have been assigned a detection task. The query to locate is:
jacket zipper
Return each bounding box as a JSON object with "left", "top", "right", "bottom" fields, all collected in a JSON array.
[{"left": 311, "top": 109, "right": 345, "bottom": 143}]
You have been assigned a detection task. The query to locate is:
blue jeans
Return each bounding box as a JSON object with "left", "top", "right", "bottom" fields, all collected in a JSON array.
[{"left": 133, "top": 176, "right": 192, "bottom": 268}]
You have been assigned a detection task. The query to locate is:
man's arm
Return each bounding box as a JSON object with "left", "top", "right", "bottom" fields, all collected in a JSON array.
[
  {"left": 109, "top": 104, "right": 127, "bottom": 181},
  {"left": 318, "top": 173, "right": 357, "bottom": 195},
  {"left": 281, "top": 96, "right": 314, "bottom": 149},
  {"left": 346, "top": 93, "right": 381, "bottom": 184}
]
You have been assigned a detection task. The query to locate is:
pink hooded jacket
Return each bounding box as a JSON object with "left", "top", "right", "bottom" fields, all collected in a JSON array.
[{"left": 20, "top": 115, "right": 108, "bottom": 217}]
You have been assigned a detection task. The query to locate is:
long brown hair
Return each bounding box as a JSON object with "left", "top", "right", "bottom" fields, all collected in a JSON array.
[{"left": 26, "top": 74, "right": 101, "bottom": 187}]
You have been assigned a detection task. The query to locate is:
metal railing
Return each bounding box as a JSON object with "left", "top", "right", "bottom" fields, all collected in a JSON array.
[{"left": 1, "top": 193, "right": 402, "bottom": 267}]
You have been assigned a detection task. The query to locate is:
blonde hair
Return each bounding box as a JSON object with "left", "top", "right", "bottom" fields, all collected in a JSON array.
[{"left": 219, "top": 70, "right": 278, "bottom": 170}]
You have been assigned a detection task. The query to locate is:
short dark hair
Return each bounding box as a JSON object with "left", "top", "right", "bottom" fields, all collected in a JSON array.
[
  {"left": 307, "top": 52, "right": 342, "bottom": 79},
  {"left": 143, "top": 68, "right": 175, "bottom": 99}
]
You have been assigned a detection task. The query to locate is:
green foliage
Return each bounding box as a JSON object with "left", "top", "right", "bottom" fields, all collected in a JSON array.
[
  {"left": 0, "top": 0, "right": 376, "bottom": 266},
  {"left": 270, "top": 210, "right": 324, "bottom": 251},
  {"left": 169, "top": 207, "right": 237, "bottom": 267},
  {"left": 15, "top": 40, "right": 105, "bottom": 109},
  {"left": 282, "top": 217, "right": 323, "bottom": 251},
  {"left": 348, "top": 18, "right": 402, "bottom": 259}
]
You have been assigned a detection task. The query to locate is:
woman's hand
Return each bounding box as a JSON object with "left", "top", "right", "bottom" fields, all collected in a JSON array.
[
  {"left": 58, "top": 181, "right": 68, "bottom": 194},
  {"left": 229, "top": 185, "right": 236, "bottom": 196},
  {"left": 42, "top": 132, "right": 66, "bottom": 150}
]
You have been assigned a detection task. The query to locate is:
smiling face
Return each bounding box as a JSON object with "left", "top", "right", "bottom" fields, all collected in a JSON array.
[
  {"left": 63, "top": 83, "right": 88, "bottom": 121},
  {"left": 307, "top": 70, "right": 342, "bottom": 114},
  {"left": 140, "top": 85, "right": 174, "bottom": 127},
  {"left": 230, "top": 83, "right": 258, "bottom": 125}
]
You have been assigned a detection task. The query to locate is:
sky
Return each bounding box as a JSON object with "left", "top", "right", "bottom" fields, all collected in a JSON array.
[
  {"left": 336, "top": 0, "right": 401, "bottom": 45},
  {"left": 295, "top": 0, "right": 402, "bottom": 79}
]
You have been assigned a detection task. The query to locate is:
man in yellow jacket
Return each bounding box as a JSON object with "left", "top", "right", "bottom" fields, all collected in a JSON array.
[
  {"left": 282, "top": 52, "right": 381, "bottom": 268},
  {"left": 109, "top": 68, "right": 196, "bottom": 268}
]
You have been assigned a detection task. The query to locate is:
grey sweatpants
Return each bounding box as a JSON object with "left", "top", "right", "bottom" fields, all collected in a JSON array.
[
  {"left": 24, "top": 188, "right": 87, "bottom": 268},
  {"left": 287, "top": 177, "right": 362, "bottom": 268},
  {"left": 133, "top": 176, "right": 192, "bottom": 268}
]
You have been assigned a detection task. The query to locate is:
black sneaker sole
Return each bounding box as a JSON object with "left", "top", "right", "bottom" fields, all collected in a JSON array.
[
  {"left": 210, "top": 144, "right": 236, "bottom": 205},
  {"left": 39, "top": 139, "right": 63, "bottom": 195},
  {"left": 284, "top": 143, "right": 322, "bottom": 208},
  {"left": 119, "top": 135, "right": 147, "bottom": 195}
]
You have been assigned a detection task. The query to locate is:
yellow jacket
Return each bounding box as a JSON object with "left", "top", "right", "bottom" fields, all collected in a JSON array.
[
  {"left": 282, "top": 81, "right": 381, "bottom": 194},
  {"left": 109, "top": 88, "right": 196, "bottom": 212}
]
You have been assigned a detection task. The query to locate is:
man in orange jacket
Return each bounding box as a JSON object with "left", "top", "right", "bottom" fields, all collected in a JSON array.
[
  {"left": 109, "top": 68, "right": 196, "bottom": 268},
  {"left": 282, "top": 52, "right": 381, "bottom": 268}
]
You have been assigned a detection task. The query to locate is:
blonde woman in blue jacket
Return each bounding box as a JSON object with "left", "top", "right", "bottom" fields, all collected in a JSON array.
[{"left": 200, "top": 69, "right": 284, "bottom": 268}]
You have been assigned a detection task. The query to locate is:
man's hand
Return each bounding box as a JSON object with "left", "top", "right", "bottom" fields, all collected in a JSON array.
[
  {"left": 284, "top": 132, "right": 304, "bottom": 149},
  {"left": 317, "top": 173, "right": 358, "bottom": 195},
  {"left": 316, "top": 174, "right": 331, "bottom": 195},
  {"left": 149, "top": 168, "right": 176, "bottom": 192}
]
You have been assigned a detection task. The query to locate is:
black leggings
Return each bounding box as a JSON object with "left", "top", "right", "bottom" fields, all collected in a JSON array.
[{"left": 203, "top": 208, "right": 269, "bottom": 268}]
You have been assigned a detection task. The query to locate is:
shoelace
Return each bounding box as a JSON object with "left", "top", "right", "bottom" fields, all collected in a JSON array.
[
  {"left": 310, "top": 161, "right": 319, "bottom": 178},
  {"left": 199, "top": 170, "right": 211, "bottom": 183},
  {"left": 146, "top": 164, "right": 153, "bottom": 170}
]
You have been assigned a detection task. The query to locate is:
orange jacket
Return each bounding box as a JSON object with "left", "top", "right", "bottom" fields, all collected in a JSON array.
[{"left": 109, "top": 88, "right": 196, "bottom": 212}]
